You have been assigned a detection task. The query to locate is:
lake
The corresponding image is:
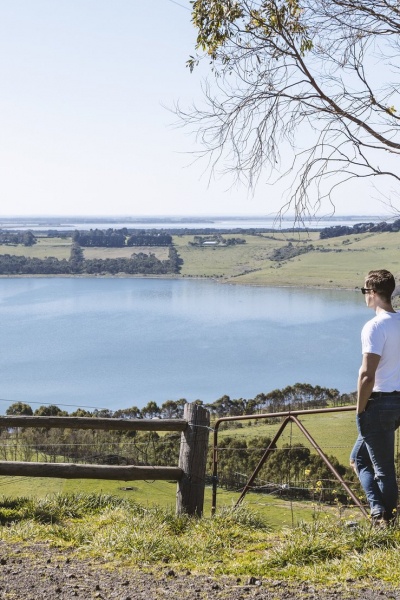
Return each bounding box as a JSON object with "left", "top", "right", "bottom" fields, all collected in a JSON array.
[{"left": 0, "top": 278, "right": 370, "bottom": 413}]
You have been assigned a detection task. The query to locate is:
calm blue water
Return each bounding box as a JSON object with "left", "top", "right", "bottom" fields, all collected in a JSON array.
[{"left": 0, "top": 278, "right": 370, "bottom": 413}]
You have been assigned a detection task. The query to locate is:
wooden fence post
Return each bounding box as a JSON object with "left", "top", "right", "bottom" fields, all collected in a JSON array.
[{"left": 176, "top": 403, "right": 210, "bottom": 516}]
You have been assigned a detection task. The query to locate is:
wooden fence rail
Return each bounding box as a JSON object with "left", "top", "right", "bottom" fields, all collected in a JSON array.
[
  {"left": 0, "top": 416, "right": 187, "bottom": 432},
  {"left": 0, "top": 403, "right": 210, "bottom": 516}
]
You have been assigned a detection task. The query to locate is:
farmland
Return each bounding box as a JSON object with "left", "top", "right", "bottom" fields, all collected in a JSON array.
[
  {"left": 175, "top": 230, "right": 400, "bottom": 289},
  {"left": 0, "top": 229, "right": 400, "bottom": 290}
]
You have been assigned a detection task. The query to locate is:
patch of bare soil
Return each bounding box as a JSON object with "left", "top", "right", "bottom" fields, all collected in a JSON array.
[{"left": 0, "top": 542, "right": 398, "bottom": 600}]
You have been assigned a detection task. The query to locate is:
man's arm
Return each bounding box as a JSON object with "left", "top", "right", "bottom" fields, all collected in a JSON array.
[{"left": 357, "top": 352, "right": 381, "bottom": 414}]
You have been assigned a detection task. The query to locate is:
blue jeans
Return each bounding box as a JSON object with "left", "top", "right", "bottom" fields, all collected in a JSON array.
[{"left": 350, "top": 396, "right": 400, "bottom": 520}]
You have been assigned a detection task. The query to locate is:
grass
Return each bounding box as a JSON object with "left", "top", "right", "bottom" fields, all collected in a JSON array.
[
  {"left": 218, "top": 410, "right": 358, "bottom": 467},
  {"left": 0, "top": 237, "right": 72, "bottom": 260},
  {"left": 1, "top": 492, "right": 400, "bottom": 588},
  {"left": 2, "top": 230, "right": 400, "bottom": 289},
  {"left": 83, "top": 246, "right": 169, "bottom": 260},
  {"left": 174, "top": 232, "right": 297, "bottom": 279},
  {"left": 175, "top": 231, "right": 400, "bottom": 288},
  {"left": 0, "top": 475, "right": 353, "bottom": 528}
]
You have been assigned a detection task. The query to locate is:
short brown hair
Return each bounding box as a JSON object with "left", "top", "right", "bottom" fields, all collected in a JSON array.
[{"left": 365, "top": 269, "right": 395, "bottom": 302}]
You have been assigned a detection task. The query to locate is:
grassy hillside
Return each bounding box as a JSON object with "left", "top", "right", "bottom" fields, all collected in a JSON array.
[
  {"left": 218, "top": 410, "right": 357, "bottom": 467},
  {"left": 175, "top": 231, "right": 400, "bottom": 288}
]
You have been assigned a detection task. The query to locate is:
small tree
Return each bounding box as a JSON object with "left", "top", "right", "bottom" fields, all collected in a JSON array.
[
  {"left": 34, "top": 404, "right": 68, "bottom": 417},
  {"left": 6, "top": 402, "right": 33, "bottom": 416}
]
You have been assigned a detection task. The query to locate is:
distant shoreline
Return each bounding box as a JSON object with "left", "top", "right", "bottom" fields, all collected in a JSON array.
[
  {"left": 0, "top": 272, "right": 357, "bottom": 291},
  {"left": 0, "top": 214, "right": 391, "bottom": 232}
]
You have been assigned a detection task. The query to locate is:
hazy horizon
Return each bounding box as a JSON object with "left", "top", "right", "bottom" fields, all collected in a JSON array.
[{"left": 0, "top": 212, "right": 392, "bottom": 220}]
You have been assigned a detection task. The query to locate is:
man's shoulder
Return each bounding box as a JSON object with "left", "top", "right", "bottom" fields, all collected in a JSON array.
[
  {"left": 375, "top": 310, "right": 400, "bottom": 323},
  {"left": 363, "top": 311, "right": 400, "bottom": 333},
  {"left": 362, "top": 316, "right": 379, "bottom": 335}
]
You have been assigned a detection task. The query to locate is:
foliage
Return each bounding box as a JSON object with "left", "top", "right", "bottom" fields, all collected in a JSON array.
[
  {"left": 72, "top": 229, "right": 173, "bottom": 248},
  {"left": 214, "top": 435, "right": 351, "bottom": 500},
  {"left": 270, "top": 242, "right": 314, "bottom": 261},
  {"left": 206, "top": 384, "right": 343, "bottom": 417},
  {"left": 0, "top": 230, "right": 36, "bottom": 246},
  {"left": 184, "top": 0, "right": 400, "bottom": 219},
  {"left": 127, "top": 232, "right": 173, "bottom": 246},
  {"left": 320, "top": 219, "right": 400, "bottom": 239},
  {"left": 0, "top": 246, "right": 181, "bottom": 275},
  {"left": 0, "top": 254, "right": 72, "bottom": 274},
  {"left": 73, "top": 229, "right": 127, "bottom": 247},
  {"left": 34, "top": 405, "right": 68, "bottom": 417},
  {"left": 6, "top": 402, "right": 33, "bottom": 416}
]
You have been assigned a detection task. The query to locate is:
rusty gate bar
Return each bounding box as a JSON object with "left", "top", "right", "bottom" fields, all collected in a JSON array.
[
  {"left": 211, "top": 405, "right": 368, "bottom": 516},
  {"left": 235, "top": 416, "right": 292, "bottom": 506},
  {"left": 234, "top": 415, "right": 368, "bottom": 517}
]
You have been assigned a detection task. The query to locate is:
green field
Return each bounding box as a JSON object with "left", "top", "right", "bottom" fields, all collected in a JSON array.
[
  {"left": 2, "top": 231, "right": 400, "bottom": 291},
  {"left": 82, "top": 246, "right": 169, "bottom": 260},
  {"left": 0, "top": 237, "right": 72, "bottom": 259},
  {"left": 218, "top": 409, "right": 358, "bottom": 467},
  {"left": 0, "top": 475, "right": 353, "bottom": 528},
  {"left": 175, "top": 231, "right": 400, "bottom": 289}
]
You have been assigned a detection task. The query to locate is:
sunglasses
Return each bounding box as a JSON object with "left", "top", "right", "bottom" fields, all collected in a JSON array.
[{"left": 361, "top": 288, "right": 375, "bottom": 295}]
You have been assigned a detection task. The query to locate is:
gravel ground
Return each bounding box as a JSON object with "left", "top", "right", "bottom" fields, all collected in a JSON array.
[{"left": 0, "top": 542, "right": 399, "bottom": 600}]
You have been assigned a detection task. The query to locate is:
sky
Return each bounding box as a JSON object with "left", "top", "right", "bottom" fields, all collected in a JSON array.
[{"left": 0, "top": 0, "right": 396, "bottom": 218}]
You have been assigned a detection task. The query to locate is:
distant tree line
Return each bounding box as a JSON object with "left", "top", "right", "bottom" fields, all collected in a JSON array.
[
  {"left": 0, "top": 231, "right": 36, "bottom": 246},
  {"left": 73, "top": 229, "right": 127, "bottom": 247},
  {"left": 6, "top": 384, "right": 350, "bottom": 422},
  {"left": 72, "top": 229, "right": 173, "bottom": 247},
  {"left": 0, "top": 246, "right": 182, "bottom": 275},
  {"left": 127, "top": 233, "right": 173, "bottom": 246},
  {"left": 0, "top": 255, "right": 72, "bottom": 275},
  {"left": 83, "top": 249, "right": 180, "bottom": 276},
  {"left": 320, "top": 219, "right": 400, "bottom": 239},
  {"left": 5, "top": 384, "right": 353, "bottom": 422},
  {"left": 5, "top": 398, "right": 189, "bottom": 420},
  {"left": 205, "top": 383, "right": 353, "bottom": 418}
]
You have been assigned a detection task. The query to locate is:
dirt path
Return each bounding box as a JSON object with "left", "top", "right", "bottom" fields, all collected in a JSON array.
[{"left": 0, "top": 542, "right": 398, "bottom": 600}]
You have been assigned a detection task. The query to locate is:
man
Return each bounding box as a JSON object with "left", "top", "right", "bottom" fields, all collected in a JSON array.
[{"left": 350, "top": 269, "right": 400, "bottom": 524}]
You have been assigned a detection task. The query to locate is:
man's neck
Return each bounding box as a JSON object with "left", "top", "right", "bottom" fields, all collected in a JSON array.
[{"left": 376, "top": 303, "right": 396, "bottom": 314}]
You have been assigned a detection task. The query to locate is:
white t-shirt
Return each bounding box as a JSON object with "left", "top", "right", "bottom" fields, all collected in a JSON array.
[{"left": 361, "top": 310, "right": 400, "bottom": 392}]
